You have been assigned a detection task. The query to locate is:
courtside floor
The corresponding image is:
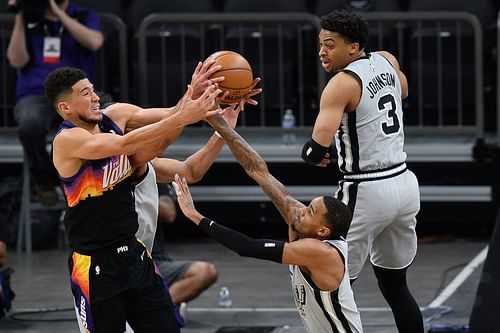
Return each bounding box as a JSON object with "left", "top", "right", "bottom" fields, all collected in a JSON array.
[{"left": 0, "top": 236, "right": 487, "bottom": 333}]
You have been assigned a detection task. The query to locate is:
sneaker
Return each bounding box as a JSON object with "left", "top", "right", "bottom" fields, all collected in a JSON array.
[{"left": 179, "top": 302, "right": 188, "bottom": 324}]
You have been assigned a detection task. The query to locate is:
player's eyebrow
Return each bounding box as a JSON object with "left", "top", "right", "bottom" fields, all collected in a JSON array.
[
  {"left": 310, "top": 203, "right": 316, "bottom": 216},
  {"left": 80, "top": 84, "right": 94, "bottom": 93}
]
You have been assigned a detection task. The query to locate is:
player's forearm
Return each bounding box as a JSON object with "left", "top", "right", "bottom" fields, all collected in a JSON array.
[
  {"left": 123, "top": 112, "right": 186, "bottom": 158},
  {"left": 182, "top": 134, "right": 225, "bottom": 182},
  {"left": 125, "top": 107, "right": 178, "bottom": 132},
  {"left": 198, "top": 217, "right": 284, "bottom": 263},
  {"left": 209, "top": 115, "right": 269, "bottom": 180}
]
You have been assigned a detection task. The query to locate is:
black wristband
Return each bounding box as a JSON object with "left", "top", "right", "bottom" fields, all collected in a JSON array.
[
  {"left": 301, "top": 138, "right": 331, "bottom": 165},
  {"left": 199, "top": 218, "right": 284, "bottom": 263}
]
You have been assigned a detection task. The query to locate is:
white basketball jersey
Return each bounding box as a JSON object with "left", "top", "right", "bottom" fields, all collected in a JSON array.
[
  {"left": 289, "top": 239, "right": 363, "bottom": 333},
  {"left": 336, "top": 52, "right": 406, "bottom": 173},
  {"left": 134, "top": 162, "right": 158, "bottom": 252}
]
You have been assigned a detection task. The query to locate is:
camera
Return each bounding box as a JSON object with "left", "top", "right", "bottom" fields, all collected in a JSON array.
[{"left": 7, "top": 0, "right": 65, "bottom": 14}]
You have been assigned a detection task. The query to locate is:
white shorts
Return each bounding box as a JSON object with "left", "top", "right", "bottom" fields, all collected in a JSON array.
[{"left": 336, "top": 169, "right": 420, "bottom": 279}]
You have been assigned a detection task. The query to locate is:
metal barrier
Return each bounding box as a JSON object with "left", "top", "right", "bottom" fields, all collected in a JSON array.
[
  {"left": 137, "top": 12, "right": 484, "bottom": 137},
  {"left": 0, "top": 14, "right": 15, "bottom": 128},
  {"left": 497, "top": 10, "right": 500, "bottom": 146},
  {"left": 0, "top": 13, "right": 128, "bottom": 129},
  {"left": 362, "top": 11, "right": 484, "bottom": 137}
]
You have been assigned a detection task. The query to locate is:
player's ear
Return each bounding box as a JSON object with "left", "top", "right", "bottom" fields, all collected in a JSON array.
[
  {"left": 317, "top": 226, "right": 331, "bottom": 239},
  {"left": 57, "top": 101, "right": 71, "bottom": 116},
  {"left": 349, "top": 42, "right": 360, "bottom": 55}
]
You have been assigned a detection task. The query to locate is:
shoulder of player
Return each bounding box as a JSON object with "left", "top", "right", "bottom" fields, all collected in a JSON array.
[
  {"left": 102, "top": 103, "right": 142, "bottom": 128},
  {"left": 53, "top": 126, "right": 90, "bottom": 143},
  {"left": 103, "top": 102, "right": 142, "bottom": 115},
  {"left": 293, "top": 238, "right": 343, "bottom": 262},
  {"left": 327, "top": 71, "right": 360, "bottom": 89},
  {"left": 323, "top": 71, "right": 361, "bottom": 101},
  {"left": 52, "top": 127, "right": 92, "bottom": 157},
  {"left": 374, "top": 51, "right": 400, "bottom": 70}
]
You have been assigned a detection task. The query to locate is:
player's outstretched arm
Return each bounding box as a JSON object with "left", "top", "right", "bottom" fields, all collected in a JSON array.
[
  {"left": 173, "top": 174, "right": 344, "bottom": 290},
  {"left": 173, "top": 174, "right": 285, "bottom": 263},
  {"left": 127, "top": 85, "right": 223, "bottom": 167},
  {"left": 153, "top": 104, "right": 243, "bottom": 183},
  {"left": 207, "top": 115, "right": 304, "bottom": 226},
  {"left": 106, "top": 60, "right": 224, "bottom": 133}
]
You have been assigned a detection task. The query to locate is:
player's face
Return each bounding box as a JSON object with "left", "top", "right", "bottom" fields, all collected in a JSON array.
[
  {"left": 318, "top": 29, "right": 356, "bottom": 72},
  {"left": 68, "top": 79, "right": 102, "bottom": 125},
  {"left": 293, "top": 197, "right": 328, "bottom": 239}
]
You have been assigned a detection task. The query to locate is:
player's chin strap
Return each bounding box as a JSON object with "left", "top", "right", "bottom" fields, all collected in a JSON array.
[
  {"left": 301, "top": 138, "right": 332, "bottom": 165},
  {"left": 199, "top": 217, "right": 284, "bottom": 263}
]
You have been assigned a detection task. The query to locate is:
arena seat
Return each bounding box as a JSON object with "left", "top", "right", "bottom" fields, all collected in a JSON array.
[
  {"left": 222, "top": 0, "right": 313, "bottom": 126},
  {"left": 406, "top": 0, "right": 495, "bottom": 127},
  {"left": 129, "top": 0, "right": 215, "bottom": 107},
  {"left": 0, "top": 14, "right": 16, "bottom": 128},
  {"left": 72, "top": 0, "right": 127, "bottom": 21}
]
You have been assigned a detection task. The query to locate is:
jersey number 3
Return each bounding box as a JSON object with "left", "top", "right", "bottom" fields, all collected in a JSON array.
[{"left": 378, "top": 94, "right": 400, "bottom": 135}]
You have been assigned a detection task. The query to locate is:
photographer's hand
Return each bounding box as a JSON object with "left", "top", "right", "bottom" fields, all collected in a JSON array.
[{"left": 48, "top": 0, "right": 64, "bottom": 17}]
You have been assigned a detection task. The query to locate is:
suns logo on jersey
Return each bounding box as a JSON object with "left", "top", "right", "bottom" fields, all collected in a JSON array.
[{"left": 102, "top": 154, "right": 131, "bottom": 189}]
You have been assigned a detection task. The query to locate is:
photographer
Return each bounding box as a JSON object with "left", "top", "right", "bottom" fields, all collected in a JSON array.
[{"left": 6, "top": 0, "right": 103, "bottom": 204}]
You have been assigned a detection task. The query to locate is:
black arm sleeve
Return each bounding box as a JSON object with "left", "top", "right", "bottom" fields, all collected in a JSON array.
[
  {"left": 301, "top": 138, "right": 332, "bottom": 165},
  {"left": 199, "top": 218, "right": 285, "bottom": 263}
]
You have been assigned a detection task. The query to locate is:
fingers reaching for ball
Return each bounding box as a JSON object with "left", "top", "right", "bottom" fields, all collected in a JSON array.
[
  {"left": 242, "top": 77, "right": 262, "bottom": 110},
  {"left": 190, "top": 59, "right": 224, "bottom": 99}
]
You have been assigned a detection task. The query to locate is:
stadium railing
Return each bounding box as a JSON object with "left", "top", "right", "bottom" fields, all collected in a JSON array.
[{"left": 135, "top": 12, "right": 484, "bottom": 137}]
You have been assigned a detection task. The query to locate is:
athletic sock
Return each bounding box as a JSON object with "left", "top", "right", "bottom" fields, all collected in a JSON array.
[{"left": 372, "top": 265, "right": 424, "bottom": 333}]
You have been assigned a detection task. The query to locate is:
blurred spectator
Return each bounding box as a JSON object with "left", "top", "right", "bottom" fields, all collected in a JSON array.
[{"left": 6, "top": 0, "right": 103, "bottom": 204}]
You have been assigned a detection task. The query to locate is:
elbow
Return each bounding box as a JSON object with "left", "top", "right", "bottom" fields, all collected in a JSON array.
[
  {"left": 187, "top": 173, "right": 203, "bottom": 184},
  {"left": 87, "top": 34, "right": 104, "bottom": 52},
  {"left": 7, "top": 53, "right": 27, "bottom": 69}
]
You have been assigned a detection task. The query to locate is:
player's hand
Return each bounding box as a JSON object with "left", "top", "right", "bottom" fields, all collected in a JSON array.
[
  {"left": 220, "top": 103, "right": 243, "bottom": 129},
  {"left": 172, "top": 173, "right": 203, "bottom": 224},
  {"left": 175, "top": 84, "right": 223, "bottom": 125},
  {"left": 316, "top": 152, "right": 333, "bottom": 167},
  {"left": 190, "top": 59, "right": 224, "bottom": 100},
  {"left": 238, "top": 78, "right": 262, "bottom": 112}
]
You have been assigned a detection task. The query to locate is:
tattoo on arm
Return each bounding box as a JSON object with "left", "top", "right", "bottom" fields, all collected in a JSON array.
[
  {"left": 209, "top": 115, "right": 302, "bottom": 223},
  {"left": 210, "top": 116, "right": 267, "bottom": 175}
]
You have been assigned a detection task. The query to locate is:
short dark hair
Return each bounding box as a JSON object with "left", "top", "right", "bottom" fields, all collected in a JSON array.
[
  {"left": 320, "top": 10, "right": 369, "bottom": 50},
  {"left": 44, "top": 67, "right": 87, "bottom": 107},
  {"left": 322, "top": 196, "right": 352, "bottom": 239}
]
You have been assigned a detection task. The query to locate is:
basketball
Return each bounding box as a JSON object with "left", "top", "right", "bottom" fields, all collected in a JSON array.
[{"left": 206, "top": 50, "right": 253, "bottom": 104}]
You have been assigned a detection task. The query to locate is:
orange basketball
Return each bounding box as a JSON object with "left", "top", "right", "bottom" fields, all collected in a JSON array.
[{"left": 206, "top": 50, "right": 253, "bottom": 104}]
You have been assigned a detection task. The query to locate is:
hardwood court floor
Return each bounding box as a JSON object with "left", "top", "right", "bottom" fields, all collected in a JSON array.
[{"left": 0, "top": 237, "right": 487, "bottom": 333}]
